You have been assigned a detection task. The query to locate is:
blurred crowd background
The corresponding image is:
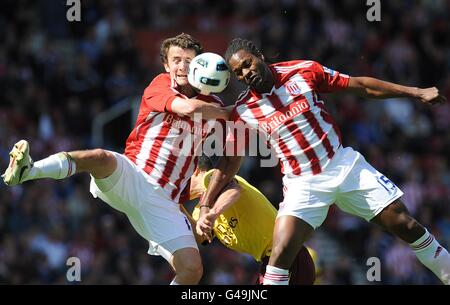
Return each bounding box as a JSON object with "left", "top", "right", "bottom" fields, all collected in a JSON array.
[{"left": 0, "top": 0, "right": 449, "bottom": 284}]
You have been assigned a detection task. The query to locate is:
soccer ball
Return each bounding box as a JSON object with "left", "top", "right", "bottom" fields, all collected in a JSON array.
[{"left": 188, "top": 52, "right": 230, "bottom": 95}]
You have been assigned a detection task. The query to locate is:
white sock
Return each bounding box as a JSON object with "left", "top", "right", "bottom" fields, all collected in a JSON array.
[
  {"left": 23, "top": 152, "right": 76, "bottom": 181},
  {"left": 410, "top": 229, "right": 450, "bottom": 284},
  {"left": 263, "top": 265, "right": 289, "bottom": 285},
  {"left": 170, "top": 279, "right": 180, "bottom": 285}
]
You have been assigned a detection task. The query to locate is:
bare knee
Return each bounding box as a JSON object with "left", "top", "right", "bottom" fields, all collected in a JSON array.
[
  {"left": 179, "top": 259, "right": 203, "bottom": 282},
  {"left": 71, "top": 149, "right": 116, "bottom": 178},
  {"left": 88, "top": 149, "right": 113, "bottom": 164},
  {"left": 270, "top": 230, "right": 305, "bottom": 268},
  {"left": 389, "top": 215, "right": 423, "bottom": 243},
  {"left": 394, "top": 215, "right": 419, "bottom": 231},
  {"left": 269, "top": 216, "right": 313, "bottom": 269},
  {"left": 172, "top": 248, "right": 203, "bottom": 284},
  {"left": 373, "top": 200, "right": 425, "bottom": 243}
]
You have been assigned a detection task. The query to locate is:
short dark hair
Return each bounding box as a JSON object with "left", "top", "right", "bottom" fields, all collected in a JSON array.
[
  {"left": 197, "top": 155, "right": 214, "bottom": 172},
  {"left": 160, "top": 33, "right": 203, "bottom": 64},
  {"left": 224, "top": 38, "right": 264, "bottom": 64}
]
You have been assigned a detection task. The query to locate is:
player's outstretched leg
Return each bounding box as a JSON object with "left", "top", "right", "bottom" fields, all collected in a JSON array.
[
  {"left": 2, "top": 140, "right": 117, "bottom": 186},
  {"left": 372, "top": 199, "right": 450, "bottom": 284}
]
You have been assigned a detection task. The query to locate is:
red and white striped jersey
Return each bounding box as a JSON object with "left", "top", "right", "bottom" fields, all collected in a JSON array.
[
  {"left": 124, "top": 73, "right": 223, "bottom": 203},
  {"left": 230, "top": 60, "right": 349, "bottom": 177}
]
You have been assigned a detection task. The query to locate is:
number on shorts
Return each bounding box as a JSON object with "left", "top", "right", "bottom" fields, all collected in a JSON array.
[{"left": 377, "top": 175, "right": 397, "bottom": 194}]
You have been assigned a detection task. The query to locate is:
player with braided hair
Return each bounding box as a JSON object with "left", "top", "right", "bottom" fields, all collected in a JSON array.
[{"left": 198, "top": 38, "right": 450, "bottom": 285}]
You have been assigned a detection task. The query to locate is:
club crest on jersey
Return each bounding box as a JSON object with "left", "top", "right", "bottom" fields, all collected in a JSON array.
[{"left": 285, "top": 80, "right": 302, "bottom": 95}]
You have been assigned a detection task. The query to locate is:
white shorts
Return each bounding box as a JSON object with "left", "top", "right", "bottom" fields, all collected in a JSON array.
[
  {"left": 277, "top": 146, "right": 404, "bottom": 229},
  {"left": 89, "top": 152, "right": 198, "bottom": 258}
]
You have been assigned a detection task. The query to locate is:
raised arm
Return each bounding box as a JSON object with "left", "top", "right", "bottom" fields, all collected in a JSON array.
[
  {"left": 347, "top": 77, "right": 447, "bottom": 105},
  {"left": 171, "top": 97, "right": 231, "bottom": 120},
  {"left": 196, "top": 155, "right": 243, "bottom": 240},
  {"left": 196, "top": 179, "right": 242, "bottom": 242},
  {"left": 199, "top": 156, "right": 243, "bottom": 209},
  {"left": 209, "top": 179, "right": 242, "bottom": 216}
]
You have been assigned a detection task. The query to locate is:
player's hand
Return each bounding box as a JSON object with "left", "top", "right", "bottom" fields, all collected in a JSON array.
[
  {"left": 417, "top": 87, "right": 447, "bottom": 105},
  {"left": 196, "top": 208, "right": 214, "bottom": 243}
]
